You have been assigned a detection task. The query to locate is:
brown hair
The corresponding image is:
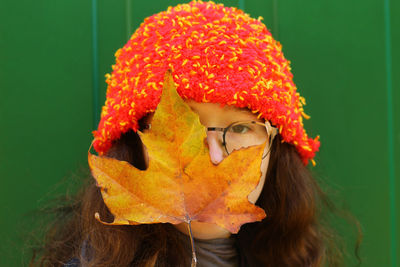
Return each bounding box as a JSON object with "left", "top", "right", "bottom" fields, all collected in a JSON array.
[{"left": 30, "top": 129, "right": 357, "bottom": 267}]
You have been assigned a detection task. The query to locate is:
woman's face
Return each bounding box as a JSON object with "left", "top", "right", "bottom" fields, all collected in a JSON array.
[{"left": 171, "top": 101, "right": 271, "bottom": 239}]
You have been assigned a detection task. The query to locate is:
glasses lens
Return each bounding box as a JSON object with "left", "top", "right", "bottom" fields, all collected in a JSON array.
[{"left": 224, "top": 122, "right": 269, "bottom": 154}]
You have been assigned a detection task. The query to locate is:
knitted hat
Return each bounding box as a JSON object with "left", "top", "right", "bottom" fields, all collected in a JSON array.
[{"left": 92, "top": 0, "right": 320, "bottom": 165}]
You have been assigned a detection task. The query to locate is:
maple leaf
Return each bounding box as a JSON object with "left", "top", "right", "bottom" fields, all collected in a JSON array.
[{"left": 88, "top": 70, "right": 266, "bottom": 233}]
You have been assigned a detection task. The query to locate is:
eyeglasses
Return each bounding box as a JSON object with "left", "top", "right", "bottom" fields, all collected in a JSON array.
[{"left": 207, "top": 121, "right": 277, "bottom": 158}]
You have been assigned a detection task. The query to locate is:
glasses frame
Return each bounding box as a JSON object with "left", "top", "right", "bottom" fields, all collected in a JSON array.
[{"left": 207, "top": 120, "right": 278, "bottom": 158}]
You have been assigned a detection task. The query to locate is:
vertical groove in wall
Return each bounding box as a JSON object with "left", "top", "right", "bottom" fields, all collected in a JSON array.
[
  {"left": 238, "top": 0, "right": 245, "bottom": 11},
  {"left": 91, "top": 0, "right": 100, "bottom": 129},
  {"left": 384, "top": 0, "right": 397, "bottom": 266},
  {"left": 272, "top": 0, "right": 279, "bottom": 39},
  {"left": 126, "top": 0, "right": 132, "bottom": 39}
]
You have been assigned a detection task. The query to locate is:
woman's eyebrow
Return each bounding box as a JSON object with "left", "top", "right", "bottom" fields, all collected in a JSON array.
[{"left": 231, "top": 108, "right": 266, "bottom": 122}]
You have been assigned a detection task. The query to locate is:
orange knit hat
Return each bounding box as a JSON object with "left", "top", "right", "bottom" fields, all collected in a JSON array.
[{"left": 92, "top": 0, "right": 320, "bottom": 165}]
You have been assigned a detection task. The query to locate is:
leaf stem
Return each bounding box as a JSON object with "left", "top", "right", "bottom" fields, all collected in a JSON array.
[{"left": 188, "top": 220, "right": 197, "bottom": 267}]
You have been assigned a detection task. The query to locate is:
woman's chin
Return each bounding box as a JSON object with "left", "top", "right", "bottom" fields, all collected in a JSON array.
[{"left": 173, "top": 221, "right": 231, "bottom": 240}]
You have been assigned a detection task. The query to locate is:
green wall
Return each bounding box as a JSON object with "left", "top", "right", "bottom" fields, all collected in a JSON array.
[{"left": 0, "top": 0, "right": 398, "bottom": 266}]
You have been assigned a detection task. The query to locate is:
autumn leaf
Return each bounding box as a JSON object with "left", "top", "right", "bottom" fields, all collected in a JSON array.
[{"left": 88, "top": 70, "right": 266, "bottom": 233}]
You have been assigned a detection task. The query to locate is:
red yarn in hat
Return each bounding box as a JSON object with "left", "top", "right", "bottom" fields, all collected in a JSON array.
[{"left": 92, "top": 0, "right": 320, "bottom": 165}]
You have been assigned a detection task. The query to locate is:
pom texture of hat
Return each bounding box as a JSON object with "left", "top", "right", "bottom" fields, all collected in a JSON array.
[{"left": 92, "top": 0, "right": 320, "bottom": 165}]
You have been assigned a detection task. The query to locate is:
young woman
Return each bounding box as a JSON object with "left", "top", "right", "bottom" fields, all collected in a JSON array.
[{"left": 32, "top": 1, "right": 356, "bottom": 266}]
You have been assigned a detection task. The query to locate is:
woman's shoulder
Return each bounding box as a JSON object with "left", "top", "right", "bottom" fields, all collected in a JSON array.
[
  {"left": 64, "top": 258, "right": 80, "bottom": 267},
  {"left": 64, "top": 239, "right": 90, "bottom": 266}
]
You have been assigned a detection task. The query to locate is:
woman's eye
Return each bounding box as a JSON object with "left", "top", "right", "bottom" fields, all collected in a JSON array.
[{"left": 230, "top": 124, "right": 250, "bottom": 134}]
